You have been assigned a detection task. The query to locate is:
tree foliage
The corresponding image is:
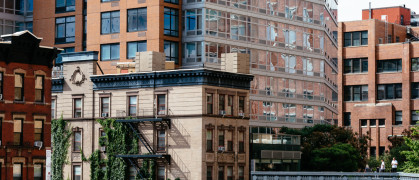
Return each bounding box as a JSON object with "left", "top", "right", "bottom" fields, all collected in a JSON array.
[
  {"left": 51, "top": 117, "right": 72, "bottom": 180},
  {"left": 401, "top": 124, "right": 419, "bottom": 173},
  {"left": 311, "top": 143, "right": 361, "bottom": 171}
]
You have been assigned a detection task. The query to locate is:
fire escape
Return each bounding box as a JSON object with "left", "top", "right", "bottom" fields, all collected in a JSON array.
[
  {"left": 407, "top": 27, "right": 419, "bottom": 42},
  {"left": 115, "top": 118, "right": 171, "bottom": 178}
]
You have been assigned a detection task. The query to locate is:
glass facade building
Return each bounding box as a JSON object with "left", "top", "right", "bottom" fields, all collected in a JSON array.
[
  {"left": 182, "top": 0, "right": 338, "bottom": 171},
  {"left": 0, "top": 0, "right": 33, "bottom": 35}
]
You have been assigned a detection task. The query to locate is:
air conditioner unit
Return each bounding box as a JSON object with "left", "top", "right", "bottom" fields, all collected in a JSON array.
[
  {"left": 218, "top": 146, "right": 225, "bottom": 152},
  {"left": 102, "top": 113, "right": 109, "bottom": 117},
  {"left": 100, "top": 146, "right": 106, "bottom": 152},
  {"left": 0, "top": 140, "right": 2, "bottom": 146},
  {"left": 34, "top": 141, "right": 43, "bottom": 150},
  {"left": 219, "top": 110, "right": 226, "bottom": 115},
  {"left": 238, "top": 112, "right": 245, "bottom": 117}
]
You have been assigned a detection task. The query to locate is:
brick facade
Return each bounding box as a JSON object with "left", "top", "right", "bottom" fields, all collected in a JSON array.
[{"left": 362, "top": 6, "right": 411, "bottom": 25}]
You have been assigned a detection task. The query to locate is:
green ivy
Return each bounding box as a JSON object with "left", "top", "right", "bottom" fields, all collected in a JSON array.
[{"left": 51, "top": 116, "right": 72, "bottom": 180}]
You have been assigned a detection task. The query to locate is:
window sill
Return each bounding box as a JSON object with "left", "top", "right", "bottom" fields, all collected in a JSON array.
[
  {"left": 377, "top": 72, "right": 402, "bottom": 74},
  {"left": 101, "top": 0, "right": 120, "bottom": 3},
  {"left": 344, "top": 45, "right": 368, "bottom": 48},
  {"left": 14, "top": 100, "right": 25, "bottom": 104},
  {"left": 344, "top": 100, "right": 368, "bottom": 102},
  {"left": 101, "top": 59, "right": 120, "bottom": 61},
  {"left": 377, "top": 99, "right": 402, "bottom": 101},
  {"left": 344, "top": 73, "right": 368, "bottom": 75},
  {"left": 101, "top": 33, "right": 120, "bottom": 35},
  {"left": 34, "top": 102, "right": 45, "bottom": 105},
  {"left": 127, "top": 30, "right": 147, "bottom": 33}
]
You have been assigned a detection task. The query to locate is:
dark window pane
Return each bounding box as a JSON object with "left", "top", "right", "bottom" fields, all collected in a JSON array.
[
  {"left": 362, "top": 85, "right": 368, "bottom": 101},
  {"left": 352, "top": 59, "right": 360, "bottom": 73},
  {"left": 352, "top": 32, "right": 360, "bottom": 46},
  {"left": 353, "top": 86, "right": 361, "bottom": 101},
  {"left": 386, "top": 84, "right": 394, "bottom": 99},
  {"left": 395, "top": 84, "right": 402, "bottom": 99},
  {"left": 344, "top": 59, "right": 352, "bottom": 73},
  {"left": 362, "top": 59, "right": 368, "bottom": 72},
  {"left": 395, "top": 111, "right": 403, "bottom": 125},
  {"left": 377, "top": 85, "right": 385, "bottom": 100},
  {"left": 344, "top": 112, "right": 351, "bottom": 126},
  {"left": 344, "top": 86, "right": 352, "bottom": 101}
]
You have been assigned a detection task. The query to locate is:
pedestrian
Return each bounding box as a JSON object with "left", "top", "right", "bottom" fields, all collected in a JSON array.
[
  {"left": 365, "top": 164, "right": 371, "bottom": 172},
  {"left": 391, "top": 157, "right": 398, "bottom": 172},
  {"left": 380, "top": 160, "right": 385, "bottom": 173}
]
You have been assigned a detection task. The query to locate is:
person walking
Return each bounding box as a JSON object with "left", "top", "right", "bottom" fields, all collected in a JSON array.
[
  {"left": 391, "top": 157, "right": 398, "bottom": 172},
  {"left": 380, "top": 160, "right": 385, "bottom": 173}
]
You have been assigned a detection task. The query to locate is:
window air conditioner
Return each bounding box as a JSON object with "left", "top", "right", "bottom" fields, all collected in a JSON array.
[
  {"left": 218, "top": 146, "right": 225, "bottom": 152},
  {"left": 219, "top": 110, "right": 226, "bottom": 115},
  {"left": 34, "top": 141, "right": 43, "bottom": 149},
  {"left": 100, "top": 146, "right": 106, "bottom": 152},
  {"left": 102, "top": 113, "right": 109, "bottom": 117}
]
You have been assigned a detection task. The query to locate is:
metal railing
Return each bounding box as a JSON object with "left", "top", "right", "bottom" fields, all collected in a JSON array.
[{"left": 251, "top": 171, "right": 419, "bottom": 180}]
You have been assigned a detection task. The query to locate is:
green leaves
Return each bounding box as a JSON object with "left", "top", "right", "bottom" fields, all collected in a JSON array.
[
  {"left": 51, "top": 117, "right": 72, "bottom": 180},
  {"left": 401, "top": 125, "right": 419, "bottom": 173}
]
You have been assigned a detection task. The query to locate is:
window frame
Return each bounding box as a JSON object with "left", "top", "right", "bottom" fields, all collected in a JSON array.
[
  {"left": 73, "top": 164, "right": 81, "bottom": 180},
  {"left": 127, "top": 41, "right": 147, "bottom": 59},
  {"left": 127, "top": 95, "right": 137, "bottom": 117},
  {"left": 238, "top": 130, "right": 245, "bottom": 153},
  {"left": 226, "top": 130, "right": 233, "bottom": 152},
  {"left": 377, "top": 59, "right": 402, "bottom": 73},
  {"left": 100, "top": 43, "right": 120, "bottom": 61},
  {"left": 55, "top": 0, "right": 75, "bottom": 13},
  {"left": 206, "top": 128, "right": 213, "bottom": 152},
  {"left": 13, "top": 117, "right": 23, "bottom": 146},
  {"left": 411, "top": 111, "right": 419, "bottom": 125},
  {"left": 164, "top": 40, "right": 179, "bottom": 64},
  {"left": 13, "top": 163, "right": 23, "bottom": 180},
  {"left": 395, "top": 111, "right": 403, "bottom": 125},
  {"left": 377, "top": 83, "right": 402, "bottom": 100},
  {"left": 344, "top": 58, "right": 368, "bottom": 74},
  {"left": 100, "top": 96, "right": 110, "bottom": 117},
  {"left": 164, "top": 0, "right": 179, "bottom": 4},
  {"left": 55, "top": 16, "right": 75, "bottom": 44},
  {"left": 51, "top": 97, "right": 57, "bottom": 119},
  {"left": 34, "top": 163, "right": 43, "bottom": 180},
  {"left": 219, "top": 94, "right": 226, "bottom": 115},
  {"left": 35, "top": 75, "right": 44, "bottom": 102},
  {"left": 344, "top": 85, "right": 368, "bottom": 102},
  {"left": 14, "top": 73, "right": 24, "bottom": 101},
  {"left": 101, "top": 11, "right": 120, "bottom": 34},
  {"left": 218, "top": 129, "right": 225, "bottom": 150},
  {"left": 157, "top": 166, "right": 166, "bottom": 180},
  {"left": 207, "top": 165, "right": 213, "bottom": 180},
  {"left": 344, "top": 112, "right": 351, "bottom": 126},
  {"left": 34, "top": 119, "right": 44, "bottom": 142},
  {"left": 73, "top": 97, "right": 83, "bottom": 118},
  {"left": 73, "top": 130, "right": 82, "bottom": 152},
  {"left": 206, "top": 93, "right": 214, "bottom": 114},
  {"left": 163, "top": 7, "right": 179, "bottom": 36},
  {"left": 157, "top": 129, "right": 166, "bottom": 152},
  {"left": 344, "top": 31, "right": 368, "bottom": 47},
  {"left": 156, "top": 93, "right": 167, "bottom": 116},
  {"left": 127, "top": 8, "right": 147, "bottom": 32}
]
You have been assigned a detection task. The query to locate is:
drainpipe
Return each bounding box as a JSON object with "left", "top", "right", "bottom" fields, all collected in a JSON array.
[{"left": 369, "top": 2, "right": 372, "bottom": 19}]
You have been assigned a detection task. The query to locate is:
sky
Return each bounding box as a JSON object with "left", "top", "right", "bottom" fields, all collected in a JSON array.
[{"left": 338, "top": 0, "right": 419, "bottom": 22}]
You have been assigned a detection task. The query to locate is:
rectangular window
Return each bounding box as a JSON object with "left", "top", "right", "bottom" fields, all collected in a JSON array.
[
  {"left": 344, "top": 58, "right": 368, "bottom": 73},
  {"left": 207, "top": 93, "right": 213, "bottom": 114},
  {"left": 377, "top": 59, "right": 402, "bottom": 73},
  {"left": 227, "top": 131, "right": 233, "bottom": 151},
  {"left": 379, "top": 146, "right": 385, "bottom": 155},
  {"left": 361, "top": 119, "right": 367, "bottom": 127},
  {"left": 219, "top": 94, "right": 225, "bottom": 115},
  {"left": 100, "top": 130, "right": 106, "bottom": 151},
  {"left": 73, "top": 165, "right": 81, "bottom": 180},
  {"left": 128, "top": 96, "right": 137, "bottom": 116},
  {"left": 129, "top": 166, "right": 136, "bottom": 180},
  {"left": 411, "top": 111, "right": 419, "bottom": 125},
  {"left": 55, "top": 16, "right": 75, "bottom": 44},
  {"left": 344, "top": 31, "right": 368, "bottom": 47},
  {"left": 101, "top": 43, "right": 120, "bottom": 61},
  {"left": 227, "top": 166, "right": 233, "bottom": 180},
  {"left": 73, "top": 98, "right": 82, "bottom": 118},
  {"left": 395, "top": 111, "right": 403, "bottom": 125},
  {"left": 369, "top": 119, "right": 376, "bottom": 126},
  {"left": 206, "top": 129, "right": 213, "bottom": 152},
  {"left": 344, "top": 112, "right": 351, "bottom": 126},
  {"left": 377, "top": 84, "right": 402, "bottom": 100},
  {"left": 127, "top": 41, "right": 147, "bottom": 59},
  {"left": 344, "top": 85, "right": 368, "bottom": 101},
  {"left": 218, "top": 166, "right": 224, "bottom": 180},
  {"left": 412, "top": 58, "right": 419, "bottom": 71},
  {"left": 186, "top": 9, "right": 202, "bottom": 35},
  {"left": 238, "top": 166, "right": 244, "bottom": 180},
  {"left": 218, "top": 130, "right": 224, "bottom": 150},
  {"left": 101, "top": 11, "right": 120, "bottom": 34},
  {"left": 13, "top": 163, "right": 22, "bottom": 180},
  {"left": 207, "top": 166, "right": 213, "bottom": 180},
  {"left": 237, "top": 131, "right": 244, "bottom": 153},
  {"left": 51, "top": 99, "right": 56, "bottom": 119},
  {"left": 164, "top": 40, "right": 179, "bottom": 64},
  {"left": 157, "top": 94, "right": 166, "bottom": 115},
  {"left": 412, "top": 82, "right": 419, "bottom": 99},
  {"left": 101, "top": 97, "right": 110, "bottom": 117},
  {"left": 34, "top": 164, "right": 43, "bottom": 180},
  {"left": 73, "top": 131, "right": 81, "bottom": 151},
  {"left": 164, "top": 8, "right": 179, "bottom": 36},
  {"left": 227, "top": 95, "right": 233, "bottom": 116},
  {"left": 35, "top": 75, "right": 44, "bottom": 102},
  {"left": 157, "top": 166, "right": 165, "bottom": 180},
  {"left": 13, "top": 118, "right": 23, "bottom": 145},
  {"left": 379, "top": 119, "right": 385, "bottom": 126},
  {"left": 157, "top": 130, "right": 166, "bottom": 152},
  {"left": 239, "top": 96, "right": 245, "bottom": 115},
  {"left": 56, "top": 0, "right": 75, "bottom": 13},
  {"left": 370, "top": 147, "right": 376, "bottom": 157},
  {"left": 396, "top": 36, "right": 400, "bottom": 42},
  {"left": 14, "top": 73, "right": 24, "bottom": 101},
  {"left": 388, "top": 35, "right": 392, "bottom": 43},
  {"left": 34, "top": 119, "right": 43, "bottom": 142},
  {"left": 164, "top": 0, "right": 178, "bottom": 4},
  {"left": 127, "top": 8, "right": 147, "bottom": 32}
]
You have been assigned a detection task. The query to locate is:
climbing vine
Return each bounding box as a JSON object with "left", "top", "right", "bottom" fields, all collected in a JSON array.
[{"left": 51, "top": 116, "right": 72, "bottom": 180}]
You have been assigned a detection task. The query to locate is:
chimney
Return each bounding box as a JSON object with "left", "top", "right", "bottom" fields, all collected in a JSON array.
[
  {"left": 221, "top": 53, "right": 250, "bottom": 74},
  {"left": 135, "top": 51, "right": 166, "bottom": 72}
]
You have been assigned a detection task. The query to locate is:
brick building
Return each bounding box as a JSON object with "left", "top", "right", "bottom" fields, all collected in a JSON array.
[
  {"left": 0, "top": 31, "right": 60, "bottom": 179},
  {"left": 362, "top": 6, "right": 411, "bottom": 26},
  {"left": 338, "top": 19, "right": 419, "bottom": 157}
]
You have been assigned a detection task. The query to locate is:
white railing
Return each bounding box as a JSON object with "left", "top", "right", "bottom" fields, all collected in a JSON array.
[{"left": 251, "top": 171, "right": 419, "bottom": 180}]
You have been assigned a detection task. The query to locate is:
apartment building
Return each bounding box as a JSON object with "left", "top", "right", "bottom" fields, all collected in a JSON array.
[
  {"left": 0, "top": 31, "right": 60, "bottom": 180},
  {"left": 51, "top": 51, "right": 253, "bottom": 179},
  {"left": 0, "top": 0, "right": 33, "bottom": 35},
  {"left": 338, "top": 19, "right": 419, "bottom": 157},
  {"left": 362, "top": 6, "right": 411, "bottom": 26}
]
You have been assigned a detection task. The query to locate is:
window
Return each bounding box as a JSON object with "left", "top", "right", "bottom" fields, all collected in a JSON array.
[
  {"left": 34, "top": 119, "right": 43, "bottom": 142},
  {"left": 127, "top": 8, "right": 147, "bottom": 32},
  {"left": 157, "top": 130, "right": 166, "bottom": 152},
  {"left": 379, "top": 119, "right": 385, "bottom": 126},
  {"left": 35, "top": 75, "right": 44, "bottom": 102},
  {"left": 412, "top": 83, "right": 419, "bottom": 99},
  {"left": 377, "top": 84, "right": 402, "bottom": 100},
  {"left": 206, "top": 129, "right": 213, "bottom": 152},
  {"left": 207, "top": 93, "right": 213, "bottom": 114},
  {"left": 238, "top": 166, "right": 244, "bottom": 180},
  {"left": 370, "top": 119, "right": 376, "bottom": 126},
  {"left": 218, "top": 166, "right": 224, "bottom": 180},
  {"left": 0, "top": 72, "right": 3, "bottom": 100},
  {"left": 101, "top": 43, "right": 120, "bottom": 61},
  {"left": 102, "top": 0, "right": 119, "bottom": 2},
  {"left": 73, "top": 165, "right": 81, "bottom": 180},
  {"left": 377, "top": 59, "right": 402, "bottom": 73},
  {"left": 344, "top": 112, "right": 351, "bottom": 126},
  {"left": 55, "top": 16, "right": 75, "bottom": 44},
  {"left": 14, "top": 73, "right": 24, "bottom": 101},
  {"left": 239, "top": 96, "right": 245, "bottom": 115},
  {"left": 13, "top": 118, "right": 23, "bottom": 145},
  {"left": 128, "top": 96, "right": 137, "bottom": 116},
  {"left": 227, "top": 95, "right": 233, "bottom": 116},
  {"left": 344, "top": 58, "right": 368, "bottom": 73},
  {"left": 411, "top": 111, "right": 419, "bottom": 125},
  {"left": 164, "top": 40, "right": 179, "bottom": 64},
  {"left": 227, "top": 166, "right": 233, "bottom": 180},
  {"left": 219, "top": 94, "right": 225, "bottom": 115},
  {"left": 164, "top": 0, "right": 178, "bottom": 4},
  {"left": 344, "top": 31, "right": 368, "bottom": 47},
  {"left": 218, "top": 130, "right": 224, "bottom": 150},
  {"left": 207, "top": 166, "right": 213, "bottom": 180},
  {"left": 238, "top": 131, "right": 244, "bottom": 153},
  {"left": 157, "top": 166, "right": 165, "bottom": 180},
  {"left": 100, "top": 130, "right": 106, "bottom": 151},
  {"left": 370, "top": 147, "right": 376, "bottom": 157},
  {"left": 361, "top": 119, "right": 367, "bottom": 127},
  {"left": 51, "top": 99, "right": 56, "bottom": 119},
  {"left": 395, "top": 111, "right": 403, "bottom": 125},
  {"left": 344, "top": 85, "right": 368, "bottom": 101},
  {"left": 101, "top": 11, "right": 120, "bottom": 34},
  {"left": 379, "top": 146, "right": 385, "bottom": 155},
  {"left": 73, "top": 131, "right": 81, "bottom": 151},
  {"left": 388, "top": 35, "right": 392, "bottom": 43},
  {"left": 13, "top": 163, "right": 22, "bottom": 180},
  {"left": 157, "top": 94, "right": 166, "bottom": 115},
  {"left": 185, "top": 42, "right": 203, "bottom": 63},
  {"left": 396, "top": 36, "right": 400, "bottom": 42},
  {"left": 129, "top": 166, "right": 136, "bottom": 180},
  {"left": 185, "top": 9, "right": 202, "bottom": 35},
  {"left": 127, "top": 41, "right": 147, "bottom": 59},
  {"left": 411, "top": 58, "right": 419, "bottom": 71},
  {"left": 73, "top": 98, "right": 82, "bottom": 118},
  {"left": 34, "top": 164, "right": 43, "bottom": 180},
  {"left": 226, "top": 131, "right": 233, "bottom": 151},
  {"left": 101, "top": 97, "right": 110, "bottom": 117},
  {"left": 164, "top": 8, "right": 179, "bottom": 36},
  {"left": 56, "top": 0, "right": 75, "bottom": 13}
]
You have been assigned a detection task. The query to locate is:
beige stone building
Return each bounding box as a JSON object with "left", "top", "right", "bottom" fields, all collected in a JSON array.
[{"left": 52, "top": 51, "right": 253, "bottom": 180}]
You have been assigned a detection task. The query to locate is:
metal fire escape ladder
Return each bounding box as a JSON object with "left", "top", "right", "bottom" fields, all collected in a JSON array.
[{"left": 407, "top": 27, "right": 419, "bottom": 42}]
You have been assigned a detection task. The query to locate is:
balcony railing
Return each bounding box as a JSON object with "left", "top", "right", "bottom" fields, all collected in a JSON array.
[{"left": 52, "top": 66, "right": 63, "bottom": 79}]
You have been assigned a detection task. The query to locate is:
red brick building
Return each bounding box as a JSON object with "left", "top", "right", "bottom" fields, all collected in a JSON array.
[
  {"left": 362, "top": 6, "right": 411, "bottom": 25},
  {"left": 338, "top": 19, "right": 419, "bottom": 157},
  {"left": 0, "top": 31, "right": 59, "bottom": 179}
]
